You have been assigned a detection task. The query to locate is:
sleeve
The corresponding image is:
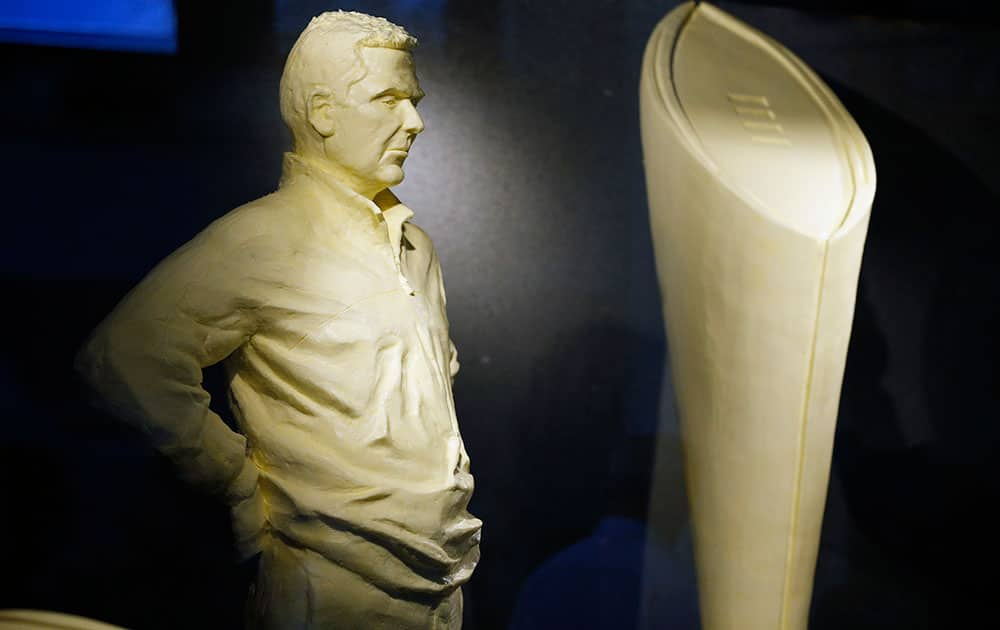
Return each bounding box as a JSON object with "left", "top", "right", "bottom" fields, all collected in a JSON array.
[
  {"left": 75, "top": 223, "right": 264, "bottom": 505},
  {"left": 426, "top": 234, "right": 460, "bottom": 382}
]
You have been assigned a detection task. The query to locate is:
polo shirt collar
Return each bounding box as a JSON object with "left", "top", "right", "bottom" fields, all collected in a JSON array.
[{"left": 280, "top": 152, "right": 416, "bottom": 293}]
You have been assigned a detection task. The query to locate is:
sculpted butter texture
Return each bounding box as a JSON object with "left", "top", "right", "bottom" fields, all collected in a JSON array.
[
  {"left": 640, "top": 3, "right": 875, "bottom": 629},
  {"left": 0, "top": 610, "right": 125, "bottom": 630},
  {"left": 77, "top": 12, "right": 479, "bottom": 629}
]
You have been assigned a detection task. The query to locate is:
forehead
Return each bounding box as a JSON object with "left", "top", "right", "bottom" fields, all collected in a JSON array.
[{"left": 354, "top": 47, "right": 421, "bottom": 94}]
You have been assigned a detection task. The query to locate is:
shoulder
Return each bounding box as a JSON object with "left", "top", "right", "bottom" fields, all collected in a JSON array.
[
  {"left": 139, "top": 191, "right": 309, "bottom": 294},
  {"left": 200, "top": 191, "right": 293, "bottom": 251},
  {"left": 182, "top": 189, "right": 319, "bottom": 271}
]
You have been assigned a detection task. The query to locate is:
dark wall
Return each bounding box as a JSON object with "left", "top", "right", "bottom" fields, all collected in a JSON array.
[{"left": 0, "top": 1, "right": 997, "bottom": 628}]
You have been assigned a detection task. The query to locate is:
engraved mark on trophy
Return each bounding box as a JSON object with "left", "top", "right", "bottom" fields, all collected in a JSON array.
[{"left": 728, "top": 92, "right": 791, "bottom": 146}]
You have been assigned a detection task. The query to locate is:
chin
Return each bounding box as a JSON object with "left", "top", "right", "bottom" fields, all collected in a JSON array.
[{"left": 377, "top": 165, "right": 406, "bottom": 188}]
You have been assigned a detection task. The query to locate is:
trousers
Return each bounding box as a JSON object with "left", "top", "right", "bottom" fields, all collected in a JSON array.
[{"left": 247, "top": 537, "right": 463, "bottom": 630}]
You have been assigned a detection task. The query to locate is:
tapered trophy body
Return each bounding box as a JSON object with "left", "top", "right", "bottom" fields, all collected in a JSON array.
[{"left": 640, "top": 3, "right": 875, "bottom": 628}]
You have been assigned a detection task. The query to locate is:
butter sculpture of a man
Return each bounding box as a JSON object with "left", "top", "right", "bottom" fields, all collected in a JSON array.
[{"left": 76, "top": 12, "right": 480, "bottom": 629}]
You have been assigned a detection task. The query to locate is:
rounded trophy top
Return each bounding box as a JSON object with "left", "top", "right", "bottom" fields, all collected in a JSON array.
[{"left": 659, "top": 2, "right": 870, "bottom": 239}]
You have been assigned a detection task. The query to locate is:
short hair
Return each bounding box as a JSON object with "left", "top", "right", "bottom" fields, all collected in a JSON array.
[{"left": 279, "top": 11, "right": 418, "bottom": 148}]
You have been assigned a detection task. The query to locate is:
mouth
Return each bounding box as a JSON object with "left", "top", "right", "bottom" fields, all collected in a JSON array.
[{"left": 391, "top": 136, "right": 415, "bottom": 153}]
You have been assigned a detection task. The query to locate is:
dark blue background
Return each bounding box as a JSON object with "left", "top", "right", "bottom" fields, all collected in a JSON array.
[{"left": 1, "top": 1, "right": 997, "bottom": 628}]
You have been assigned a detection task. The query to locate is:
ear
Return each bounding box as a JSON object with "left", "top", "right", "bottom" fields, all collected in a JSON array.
[{"left": 306, "top": 87, "right": 336, "bottom": 137}]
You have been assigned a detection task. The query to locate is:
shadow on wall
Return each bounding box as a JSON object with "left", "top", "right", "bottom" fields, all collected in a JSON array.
[
  {"left": 0, "top": 9, "right": 997, "bottom": 629},
  {"left": 814, "top": 79, "right": 1000, "bottom": 630},
  {"left": 501, "top": 76, "right": 1000, "bottom": 630}
]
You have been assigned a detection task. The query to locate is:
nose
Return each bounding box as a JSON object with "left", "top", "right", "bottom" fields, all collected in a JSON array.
[{"left": 401, "top": 100, "right": 424, "bottom": 135}]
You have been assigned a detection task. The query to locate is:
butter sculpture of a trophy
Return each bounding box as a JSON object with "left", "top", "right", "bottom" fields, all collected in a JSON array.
[
  {"left": 640, "top": 3, "right": 876, "bottom": 629},
  {"left": 76, "top": 12, "right": 480, "bottom": 629}
]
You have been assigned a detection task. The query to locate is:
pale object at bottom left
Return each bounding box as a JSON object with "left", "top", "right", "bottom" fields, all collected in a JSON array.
[{"left": 0, "top": 610, "right": 125, "bottom": 630}]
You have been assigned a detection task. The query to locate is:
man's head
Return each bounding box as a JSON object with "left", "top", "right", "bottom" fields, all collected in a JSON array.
[{"left": 280, "top": 12, "right": 425, "bottom": 197}]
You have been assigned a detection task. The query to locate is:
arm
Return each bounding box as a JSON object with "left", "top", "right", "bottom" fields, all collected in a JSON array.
[
  {"left": 76, "top": 222, "right": 263, "bottom": 526},
  {"left": 421, "top": 228, "right": 460, "bottom": 382}
]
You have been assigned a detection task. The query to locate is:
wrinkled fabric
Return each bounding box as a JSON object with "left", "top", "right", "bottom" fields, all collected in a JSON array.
[
  {"left": 78, "top": 152, "right": 481, "bottom": 600},
  {"left": 250, "top": 538, "right": 464, "bottom": 630}
]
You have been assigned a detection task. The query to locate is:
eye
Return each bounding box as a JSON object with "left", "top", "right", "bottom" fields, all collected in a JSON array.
[{"left": 379, "top": 96, "right": 400, "bottom": 108}]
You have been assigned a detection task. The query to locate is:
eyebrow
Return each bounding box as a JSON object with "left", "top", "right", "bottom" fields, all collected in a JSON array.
[{"left": 373, "top": 87, "right": 425, "bottom": 101}]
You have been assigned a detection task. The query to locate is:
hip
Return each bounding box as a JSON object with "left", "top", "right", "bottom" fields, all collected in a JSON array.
[{"left": 249, "top": 537, "right": 464, "bottom": 630}]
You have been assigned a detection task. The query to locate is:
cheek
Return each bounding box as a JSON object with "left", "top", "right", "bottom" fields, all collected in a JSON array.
[
  {"left": 358, "top": 106, "right": 402, "bottom": 138},
  {"left": 332, "top": 107, "right": 402, "bottom": 167},
  {"left": 333, "top": 126, "right": 380, "bottom": 166}
]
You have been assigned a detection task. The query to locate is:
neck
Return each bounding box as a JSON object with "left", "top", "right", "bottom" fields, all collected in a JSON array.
[{"left": 295, "top": 150, "right": 383, "bottom": 200}]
